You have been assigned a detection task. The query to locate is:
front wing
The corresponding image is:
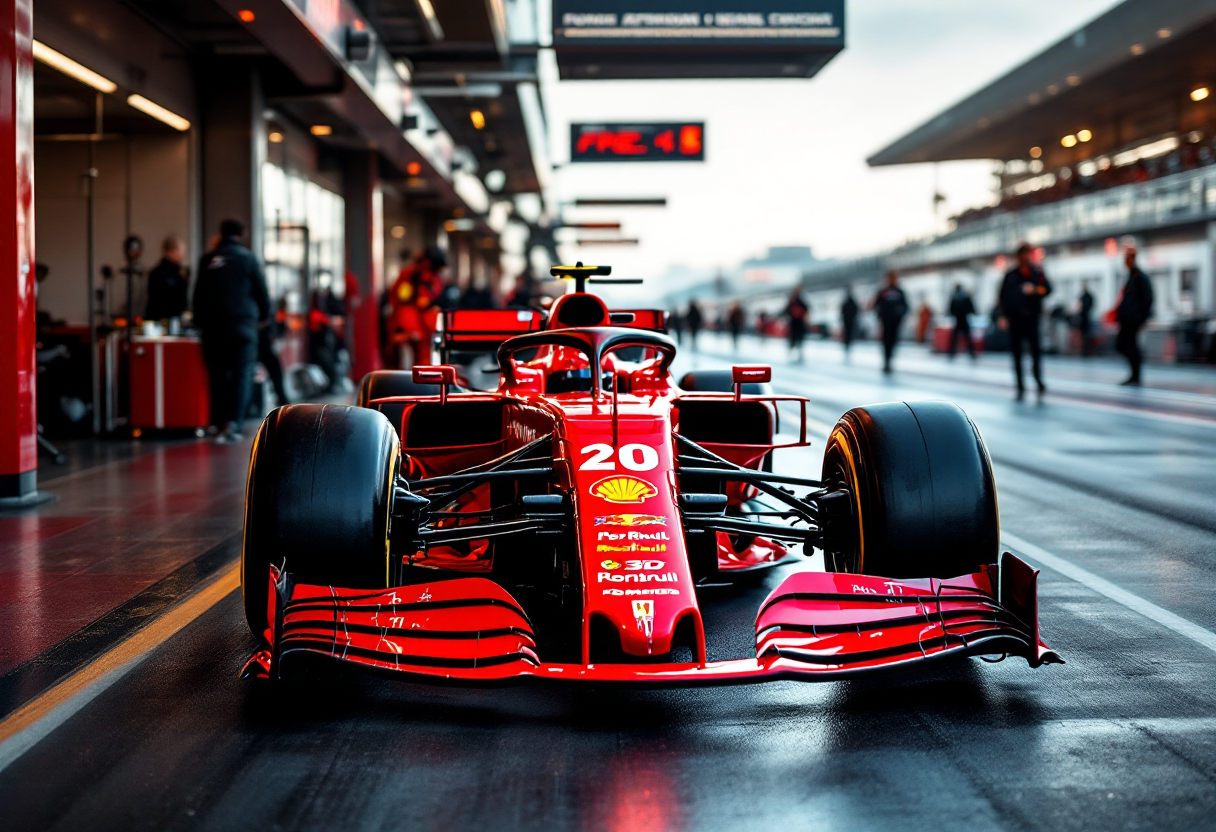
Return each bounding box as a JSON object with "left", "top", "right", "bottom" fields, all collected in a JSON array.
[{"left": 242, "top": 553, "right": 1060, "bottom": 685}]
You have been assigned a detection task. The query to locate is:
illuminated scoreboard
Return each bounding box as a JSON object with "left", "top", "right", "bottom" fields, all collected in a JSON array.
[{"left": 570, "top": 122, "right": 705, "bottom": 162}]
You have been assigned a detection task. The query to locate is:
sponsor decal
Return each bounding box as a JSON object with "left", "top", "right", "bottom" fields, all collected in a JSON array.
[
  {"left": 595, "top": 514, "right": 666, "bottom": 527},
  {"left": 597, "top": 571, "right": 679, "bottom": 583},
  {"left": 597, "top": 544, "right": 667, "bottom": 553},
  {"left": 600, "top": 559, "right": 665, "bottom": 571},
  {"left": 604, "top": 588, "right": 679, "bottom": 596},
  {"left": 632, "top": 599, "right": 655, "bottom": 637},
  {"left": 589, "top": 475, "right": 658, "bottom": 504},
  {"left": 597, "top": 530, "right": 669, "bottom": 542}
]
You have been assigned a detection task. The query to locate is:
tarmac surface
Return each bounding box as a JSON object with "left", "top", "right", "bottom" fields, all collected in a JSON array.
[{"left": 2, "top": 334, "right": 1216, "bottom": 831}]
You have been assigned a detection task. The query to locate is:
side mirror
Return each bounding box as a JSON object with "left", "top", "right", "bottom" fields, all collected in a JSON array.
[
  {"left": 732, "top": 365, "right": 771, "bottom": 401},
  {"left": 412, "top": 364, "right": 457, "bottom": 405}
]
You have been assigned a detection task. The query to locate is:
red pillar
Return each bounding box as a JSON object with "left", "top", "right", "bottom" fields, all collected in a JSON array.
[{"left": 0, "top": 0, "right": 36, "bottom": 501}]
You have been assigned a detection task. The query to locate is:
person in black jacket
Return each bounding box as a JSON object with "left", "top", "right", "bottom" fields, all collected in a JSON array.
[
  {"left": 1115, "top": 245, "right": 1153, "bottom": 385},
  {"left": 1077, "top": 282, "right": 1095, "bottom": 357},
  {"left": 998, "top": 243, "right": 1052, "bottom": 399},
  {"left": 840, "top": 289, "right": 859, "bottom": 353},
  {"left": 947, "top": 283, "right": 976, "bottom": 359},
  {"left": 145, "top": 236, "right": 190, "bottom": 321},
  {"left": 685, "top": 300, "right": 704, "bottom": 351},
  {"left": 192, "top": 219, "right": 270, "bottom": 442},
  {"left": 870, "top": 270, "right": 908, "bottom": 373}
]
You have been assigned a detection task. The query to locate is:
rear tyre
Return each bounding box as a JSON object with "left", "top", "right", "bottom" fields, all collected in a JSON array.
[
  {"left": 242, "top": 404, "right": 400, "bottom": 638},
  {"left": 821, "top": 401, "right": 998, "bottom": 579},
  {"left": 678, "top": 369, "right": 773, "bottom": 395},
  {"left": 356, "top": 370, "right": 450, "bottom": 407}
]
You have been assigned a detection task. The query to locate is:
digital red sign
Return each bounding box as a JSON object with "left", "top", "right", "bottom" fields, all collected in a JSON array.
[{"left": 570, "top": 122, "right": 705, "bottom": 162}]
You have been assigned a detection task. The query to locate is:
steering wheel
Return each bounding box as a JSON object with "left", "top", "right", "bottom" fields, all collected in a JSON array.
[{"left": 497, "top": 327, "right": 676, "bottom": 396}]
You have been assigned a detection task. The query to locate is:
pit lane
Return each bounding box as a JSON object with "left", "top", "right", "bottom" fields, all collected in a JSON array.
[{"left": 2, "top": 336, "right": 1216, "bottom": 830}]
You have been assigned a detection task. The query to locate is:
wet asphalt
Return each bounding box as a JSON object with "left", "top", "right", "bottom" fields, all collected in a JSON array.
[{"left": 3, "top": 335, "right": 1216, "bottom": 831}]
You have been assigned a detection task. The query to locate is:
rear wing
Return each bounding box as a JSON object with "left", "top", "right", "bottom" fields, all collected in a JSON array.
[{"left": 439, "top": 309, "right": 545, "bottom": 357}]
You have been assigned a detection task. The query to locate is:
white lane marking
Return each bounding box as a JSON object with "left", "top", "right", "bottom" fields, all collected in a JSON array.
[
  {"left": 1003, "top": 531, "right": 1216, "bottom": 656},
  {"left": 0, "top": 562, "right": 240, "bottom": 774},
  {"left": 711, "top": 342, "right": 1216, "bottom": 431}
]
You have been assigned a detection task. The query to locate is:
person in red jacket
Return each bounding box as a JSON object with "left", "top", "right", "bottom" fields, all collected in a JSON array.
[{"left": 388, "top": 247, "right": 447, "bottom": 366}]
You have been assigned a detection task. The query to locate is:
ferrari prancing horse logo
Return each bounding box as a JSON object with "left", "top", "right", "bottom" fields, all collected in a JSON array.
[{"left": 632, "top": 598, "right": 655, "bottom": 638}]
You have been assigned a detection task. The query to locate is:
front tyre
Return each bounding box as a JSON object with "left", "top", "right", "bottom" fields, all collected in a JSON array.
[
  {"left": 821, "top": 401, "right": 998, "bottom": 579},
  {"left": 242, "top": 404, "right": 400, "bottom": 638}
]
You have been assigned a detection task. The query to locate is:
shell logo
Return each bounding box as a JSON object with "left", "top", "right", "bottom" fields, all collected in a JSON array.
[
  {"left": 601, "top": 559, "right": 621, "bottom": 570},
  {"left": 590, "top": 475, "right": 658, "bottom": 504}
]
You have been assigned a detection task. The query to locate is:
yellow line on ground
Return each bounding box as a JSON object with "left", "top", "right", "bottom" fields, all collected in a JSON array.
[{"left": 0, "top": 561, "right": 240, "bottom": 771}]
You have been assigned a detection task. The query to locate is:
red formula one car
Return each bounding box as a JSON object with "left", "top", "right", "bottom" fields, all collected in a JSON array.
[{"left": 240, "top": 264, "right": 1059, "bottom": 685}]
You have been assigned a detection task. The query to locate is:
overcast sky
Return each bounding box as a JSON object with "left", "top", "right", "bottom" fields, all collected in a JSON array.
[{"left": 541, "top": 0, "right": 1123, "bottom": 283}]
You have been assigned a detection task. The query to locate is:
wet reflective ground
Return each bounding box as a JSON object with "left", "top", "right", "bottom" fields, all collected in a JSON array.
[{"left": 3, "top": 335, "right": 1216, "bottom": 831}]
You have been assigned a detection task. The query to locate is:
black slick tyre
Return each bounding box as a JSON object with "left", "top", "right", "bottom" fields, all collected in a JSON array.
[
  {"left": 821, "top": 401, "right": 998, "bottom": 579},
  {"left": 241, "top": 404, "right": 400, "bottom": 638}
]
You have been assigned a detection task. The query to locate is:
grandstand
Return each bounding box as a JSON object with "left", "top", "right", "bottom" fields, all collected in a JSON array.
[{"left": 799, "top": 0, "right": 1216, "bottom": 361}]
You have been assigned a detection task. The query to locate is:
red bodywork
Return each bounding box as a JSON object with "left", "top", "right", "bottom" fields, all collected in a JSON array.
[{"left": 244, "top": 303, "right": 1059, "bottom": 685}]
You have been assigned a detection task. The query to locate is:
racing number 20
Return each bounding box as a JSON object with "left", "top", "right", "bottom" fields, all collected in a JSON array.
[{"left": 579, "top": 443, "right": 659, "bottom": 472}]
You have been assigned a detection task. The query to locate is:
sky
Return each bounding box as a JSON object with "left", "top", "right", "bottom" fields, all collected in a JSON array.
[{"left": 540, "top": 0, "right": 1124, "bottom": 284}]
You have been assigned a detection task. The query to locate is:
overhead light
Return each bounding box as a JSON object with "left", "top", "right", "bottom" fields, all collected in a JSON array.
[
  {"left": 126, "top": 95, "right": 190, "bottom": 131},
  {"left": 1029, "top": 146, "right": 1042, "bottom": 158},
  {"left": 238, "top": 9, "right": 255, "bottom": 22},
  {"left": 390, "top": 225, "right": 406, "bottom": 239},
  {"left": 268, "top": 131, "right": 284, "bottom": 143},
  {"left": 310, "top": 125, "right": 332, "bottom": 136},
  {"left": 32, "top": 40, "right": 116, "bottom": 93},
  {"left": 1192, "top": 87, "right": 1210, "bottom": 102},
  {"left": 406, "top": 161, "right": 422, "bottom": 176},
  {"left": 1157, "top": 28, "right": 1171, "bottom": 38},
  {"left": 1130, "top": 43, "right": 1145, "bottom": 55},
  {"left": 470, "top": 110, "right": 486, "bottom": 130},
  {"left": 1061, "top": 134, "right": 1078, "bottom": 148},
  {"left": 484, "top": 169, "right": 506, "bottom": 192},
  {"left": 1077, "top": 129, "right": 1093, "bottom": 142},
  {"left": 414, "top": 0, "right": 445, "bottom": 41}
]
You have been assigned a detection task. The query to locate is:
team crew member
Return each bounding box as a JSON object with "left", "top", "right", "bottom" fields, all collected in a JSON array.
[
  {"left": 998, "top": 243, "right": 1052, "bottom": 400},
  {"left": 947, "top": 283, "right": 977, "bottom": 359},
  {"left": 1115, "top": 245, "right": 1154, "bottom": 386},
  {"left": 144, "top": 236, "right": 189, "bottom": 321},
  {"left": 871, "top": 270, "right": 908, "bottom": 373},
  {"left": 727, "top": 302, "right": 745, "bottom": 349},
  {"left": 783, "top": 289, "right": 809, "bottom": 362},
  {"left": 1077, "top": 282, "right": 1095, "bottom": 357},
  {"left": 192, "top": 219, "right": 270, "bottom": 443},
  {"left": 684, "top": 300, "right": 704, "bottom": 351},
  {"left": 840, "top": 289, "right": 859, "bottom": 353},
  {"left": 388, "top": 247, "right": 447, "bottom": 366}
]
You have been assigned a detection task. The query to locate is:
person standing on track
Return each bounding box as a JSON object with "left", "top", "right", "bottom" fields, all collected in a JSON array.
[
  {"left": 783, "top": 288, "right": 809, "bottom": 363},
  {"left": 998, "top": 243, "right": 1052, "bottom": 400},
  {"left": 1077, "top": 281, "right": 1095, "bottom": 357},
  {"left": 947, "top": 283, "right": 976, "bottom": 359},
  {"left": 1115, "top": 245, "right": 1154, "bottom": 386},
  {"left": 870, "top": 270, "right": 908, "bottom": 374},
  {"left": 840, "top": 288, "right": 859, "bottom": 354},
  {"left": 685, "top": 300, "right": 704, "bottom": 351},
  {"left": 727, "top": 302, "right": 745, "bottom": 349},
  {"left": 192, "top": 219, "right": 270, "bottom": 443}
]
